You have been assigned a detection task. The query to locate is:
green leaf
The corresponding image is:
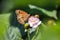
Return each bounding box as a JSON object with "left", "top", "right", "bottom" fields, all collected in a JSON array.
[
  {"left": 28, "top": 4, "right": 58, "bottom": 19},
  {"left": 0, "top": 13, "right": 22, "bottom": 40}
]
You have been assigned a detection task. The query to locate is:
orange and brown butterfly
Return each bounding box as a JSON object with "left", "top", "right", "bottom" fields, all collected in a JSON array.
[{"left": 15, "top": 10, "right": 30, "bottom": 24}]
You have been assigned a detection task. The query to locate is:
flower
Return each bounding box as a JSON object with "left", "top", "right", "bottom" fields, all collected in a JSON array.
[{"left": 28, "top": 16, "right": 41, "bottom": 28}]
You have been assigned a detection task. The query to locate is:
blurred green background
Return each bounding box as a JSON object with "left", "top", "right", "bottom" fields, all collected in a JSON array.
[
  {"left": 1, "top": 0, "right": 60, "bottom": 13},
  {"left": 0, "top": 0, "right": 60, "bottom": 40}
]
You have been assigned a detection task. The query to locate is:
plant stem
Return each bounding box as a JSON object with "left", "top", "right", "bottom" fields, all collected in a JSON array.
[{"left": 28, "top": 29, "right": 30, "bottom": 40}]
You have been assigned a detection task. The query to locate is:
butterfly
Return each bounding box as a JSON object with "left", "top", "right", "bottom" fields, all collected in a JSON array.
[{"left": 15, "top": 10, "right": 30, "bottom": 24}]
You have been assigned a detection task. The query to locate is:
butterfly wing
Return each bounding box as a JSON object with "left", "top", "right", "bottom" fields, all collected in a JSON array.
[{"left": 16, "top": 10, "right": 30, "bottom": 24}]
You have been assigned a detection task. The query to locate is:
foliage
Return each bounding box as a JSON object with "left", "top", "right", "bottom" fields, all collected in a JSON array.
[{"left": 0, "top": 13, "right": 60, "bottom": 40}]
